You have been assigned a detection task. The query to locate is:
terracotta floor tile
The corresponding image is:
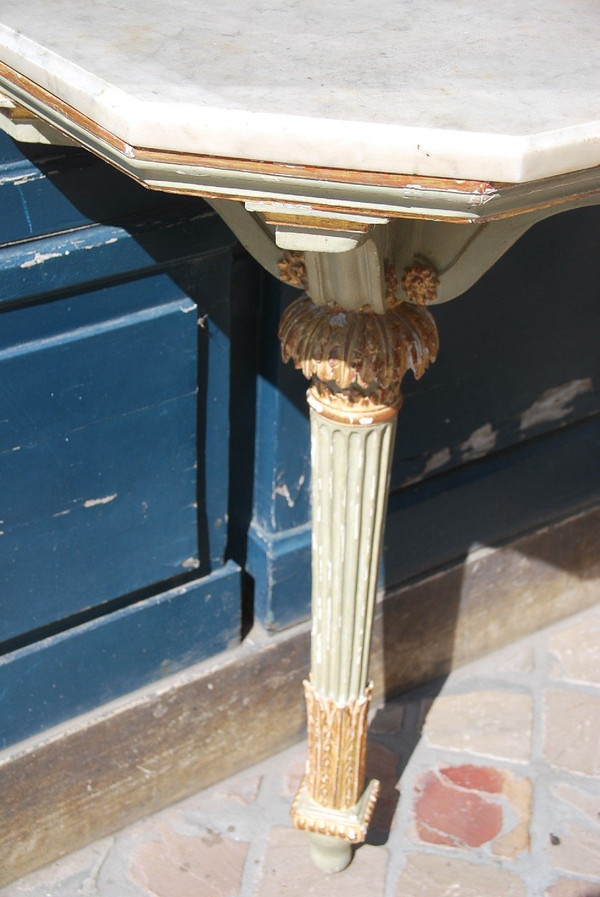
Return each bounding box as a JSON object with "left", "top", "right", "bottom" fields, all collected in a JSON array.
[{"left": 411, "top": 765, "right": 530, "bottom": 858}]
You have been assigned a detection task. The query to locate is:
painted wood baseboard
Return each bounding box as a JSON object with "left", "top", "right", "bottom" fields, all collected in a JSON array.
[{"left": 2, "top": 504, "right": 599, "bottom": 886}]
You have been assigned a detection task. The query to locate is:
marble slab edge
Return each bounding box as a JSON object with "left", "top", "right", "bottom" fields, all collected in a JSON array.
[{"left": 2, "top": 63, "right": 600, "bottom": 228}]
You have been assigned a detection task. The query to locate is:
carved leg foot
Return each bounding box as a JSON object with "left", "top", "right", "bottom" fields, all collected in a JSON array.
[{"left": 279, "top": 291, "right": 438, "bottom": 868}]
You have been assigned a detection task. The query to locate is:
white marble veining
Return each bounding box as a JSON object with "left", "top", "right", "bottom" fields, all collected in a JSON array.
[{"left": 0, "top": 0, "right": 599, "bottom": 181}]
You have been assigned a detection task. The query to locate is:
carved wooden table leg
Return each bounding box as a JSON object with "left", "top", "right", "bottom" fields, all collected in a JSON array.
[{"left": 279, "top": 279, "right": 439, "bottom": 872}]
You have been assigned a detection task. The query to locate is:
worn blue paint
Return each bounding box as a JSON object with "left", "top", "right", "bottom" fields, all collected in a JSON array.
[
  {"left": 0, "top": 139, "right": 169, "bottom": 245},
  {"left": 247, "top": 207, "right": 600, "bottom": 629},
  {"left": 251, "top": 281, "right": 311, "bottom": 534},
  {"left": 247, "top": 522, "right": 311, "bottom": 630},
  {"left": 0, "top": 131, "right": 242, "bottom": 744},
  {"left": 249, "top": 414, "right": 600, "bottom": 630},
  {"left": 0, "top": 560, "right": 241, "bottom": 748},
  {"left": 0, "top": 210, "right": 234, "bottom": 305}
]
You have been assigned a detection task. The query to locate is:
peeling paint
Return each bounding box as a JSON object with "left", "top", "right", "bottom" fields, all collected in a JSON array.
[
  {"left": 274, "top": 473, "right": 306, "bottom": 508},
  {"left": 460, "top": 423, "right": 497, "bottom": 461},
  {"left": 423, "top": 446, "right": 451, "bottom": 476},
  {"left": 20, "top": 250, "right": 62, "bottom": 268},
  {"left": 83, "top": 493, "right": 118, "bottom": 508},
  {"left": 520, "top": 379, "right": 593, "bottom": 431},
  {"left": 181, "top": 556, "right": 200, "bottom": 569}
]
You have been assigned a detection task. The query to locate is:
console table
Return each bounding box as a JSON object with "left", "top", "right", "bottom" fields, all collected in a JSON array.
[{"left": 1, "top": 0, "right": 599, "bottom": 873}]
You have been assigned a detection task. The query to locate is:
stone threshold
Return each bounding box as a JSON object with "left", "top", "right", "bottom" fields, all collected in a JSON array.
[{"left": 1, "top": 504, "right": 599, "bottom": 887}]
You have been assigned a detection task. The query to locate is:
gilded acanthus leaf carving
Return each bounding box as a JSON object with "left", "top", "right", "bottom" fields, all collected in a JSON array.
[{"left": 278, "top": 296, "right": 439, "bottom": 411}]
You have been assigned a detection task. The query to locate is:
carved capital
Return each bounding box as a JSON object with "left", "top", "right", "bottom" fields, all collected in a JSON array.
[{"left": 279, "top": 297, "right": 439, "bottom": 419}]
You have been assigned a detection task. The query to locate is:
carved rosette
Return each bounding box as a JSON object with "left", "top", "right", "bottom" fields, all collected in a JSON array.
[
  {"left": 278, "top": 297, "right": 438, "bottom": 422},
  {"left": 277, "top": 250, "right": 308, "bottom": 290},
  {"left": 401, "top": 262, "right": 440, "bottom": 306}
]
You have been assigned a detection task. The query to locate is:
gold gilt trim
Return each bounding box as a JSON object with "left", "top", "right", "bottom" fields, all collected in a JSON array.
[
  {"left": 401, "top": 262, "right": 440, "bottom": 306},
  {"left": 277, "top": 251, "right": 308, "bottom": 290},
  {"left": 304, "top": 678, "right": 372, "bottom": 809},
  {"left": 279, "top": 296, "right": 439, "bottom": 413},
  {"left": 291, "top": 777, "right": 380, "bottom": 843},
  {"left": 290, "top": 679, "right": 380, "bottom": 843}
]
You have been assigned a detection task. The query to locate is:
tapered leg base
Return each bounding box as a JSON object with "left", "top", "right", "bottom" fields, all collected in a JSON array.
[{"left": 309, "top": 834, "right": 353, "bottom": 874}]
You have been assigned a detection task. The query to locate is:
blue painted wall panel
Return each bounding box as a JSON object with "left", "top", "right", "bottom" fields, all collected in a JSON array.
[
  {"left": 247, "top": 207, "right": 600, "bottom": 629},
  {"left": 0, "top": 134, "right": 170, "bottom": 244},
  {"left": 0, "top": 287, "right": 197, "bottom": 452},
  {"left": 0, "top": 561, "right": 241, "bottom": 748},
  {"left": 0, "top": 208, "right": 234, "bottom": 305},
  {"left": 1, "top": 392, "right": 200, "bottom": 641},
  {"left": 0, "top": 131, "right": 241, "bottom": 731}
]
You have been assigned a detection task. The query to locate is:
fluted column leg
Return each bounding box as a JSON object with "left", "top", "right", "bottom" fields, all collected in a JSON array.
[{"left": 279, "top": 289, "right": 438, "bottom": 872}]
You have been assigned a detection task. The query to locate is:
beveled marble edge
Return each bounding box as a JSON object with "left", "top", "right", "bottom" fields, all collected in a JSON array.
[
  {"left": 3, "top": 64, "right": 600, "bottom": 239},
  {"left": 1, "top": 23, "right": 600, "bottom": 185}
]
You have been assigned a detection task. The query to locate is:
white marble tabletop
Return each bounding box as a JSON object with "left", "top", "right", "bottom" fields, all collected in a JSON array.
[{"left": 0, "top": 0, "right": 599, "bottom": 183}]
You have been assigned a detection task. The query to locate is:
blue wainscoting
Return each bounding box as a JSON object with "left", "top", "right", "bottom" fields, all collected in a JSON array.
[
  {"left": 0, "top": 133, "right": 242, "bottom": 747},
  {"left": 2, "top": 127, "right": 599, "bottom": 748}
]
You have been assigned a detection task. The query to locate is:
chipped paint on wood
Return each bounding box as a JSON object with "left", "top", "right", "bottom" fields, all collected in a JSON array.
[
  {"left": 423, "top": 447, "right": 452, "bottom": 476},
  {"left": 19, "top": 250, "right": 63, "bottom": 268},
  {"left": 460, "top": 423, "right": 498, "bottom": 461},
  {"left": 82, "top": 494, "right": 118, "bottom": 508},
  {"left": 520, "top": 379, "right": 593, "bottom": 431},
  {"left": 274, "top": 474, "right": 306, "bottom": 509}
]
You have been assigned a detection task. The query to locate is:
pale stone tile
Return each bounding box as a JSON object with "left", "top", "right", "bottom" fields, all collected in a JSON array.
[
  {"left": 549, "top": 611, "right": 600, "bottom": 686},
  {"left": 253, "top": 827, "right": 387, "bottom": 896},
  {"left": 497, "top": 644, "right": 536, "bottom": 675},
  {"left": 0, "top": 838, "right": 114, "bottom": 896},
  {"left": 394, "top": 853, "right": 527, "bottom": 897},
  {"left": 545, "top": 689, "right": 600, "bottom": 775},
  {"left": 281, "top": 753, "right": 307, "bottom": 800},
  {"left": 547, "top": 823, "right": 600, "bottom": 878},
  {"left": 128, "top": 823, "right": 248, "bottom": 897},
  {"left": 545, "top": 878, "right": 600, "bottom": 896},
  {"left": 214, "top": 772, "right": 263, "bottom": 805},
  {"left": 423, "top": 691, "right": 533, "bottom": 762},
  {"left": 551, "top": 782, "right": 600, "bottom": 828}
]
